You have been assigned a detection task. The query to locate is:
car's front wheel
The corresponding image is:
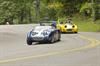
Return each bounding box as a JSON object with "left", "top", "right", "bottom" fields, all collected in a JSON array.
[
  {"left": 27, "top": 39, "right": 32, "bottom": 45},
  {"left": 75, "top": 32, "right": 78, "bottom": 33}
]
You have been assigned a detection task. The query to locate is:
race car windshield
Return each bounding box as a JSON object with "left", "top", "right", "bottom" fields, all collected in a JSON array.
[
  {"left": 66, "top": 22, "right": 73, "bottom": 25},
  {"left": 39, "top": 22, "right": 50, "bottom": 26},
  {"left": 34, "top": 26, "right": 52, "bottom": 31}
]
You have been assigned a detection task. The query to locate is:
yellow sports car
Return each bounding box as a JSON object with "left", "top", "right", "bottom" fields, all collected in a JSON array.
[{"left": 56, "top": 22, "right": 78, "bottom": 33}]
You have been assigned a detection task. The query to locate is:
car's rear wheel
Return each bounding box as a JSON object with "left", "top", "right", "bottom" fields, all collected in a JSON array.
[
  {"left": 49, "top": 34, "right": 55, "bottom": 43},
  {"left": 55, "top": 31, "right": 61, "bottom": 41},
  {"left": 27, "top": 39, "right": 32, "bottom": 45},
  {"left": 58, "top": 32, "right": 61, "bottom": 41}
]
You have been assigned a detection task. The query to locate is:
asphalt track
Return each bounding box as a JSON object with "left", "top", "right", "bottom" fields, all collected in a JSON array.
[{"left": 0, "top": 24, "right": 100, "bottom": 66}]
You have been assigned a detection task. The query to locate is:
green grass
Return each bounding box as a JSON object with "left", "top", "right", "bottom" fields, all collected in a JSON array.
[
  {"left": 75, "top": 22, "right": 100, "bottom": 32},
  {"left": 72, "top": 15, "right": 100, "bottom": 32}
]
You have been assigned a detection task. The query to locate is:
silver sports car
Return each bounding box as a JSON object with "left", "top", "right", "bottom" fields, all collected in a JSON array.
[{"left": 27, "top": 24, "right": 61, "bottom": 45}]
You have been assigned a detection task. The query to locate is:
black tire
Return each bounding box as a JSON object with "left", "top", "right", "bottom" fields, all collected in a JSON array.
[
  {"left": 58, "top": 33, "right": 61, "bottom": 41},
  {"left": 75, "top": 32, "right": 78, "bottom": 33},
  {"left": 27, "top": 39, "right": 32, "bottom": 45},
  {"left": 49, "top": 34, "right": 55, "bottom": 43}
]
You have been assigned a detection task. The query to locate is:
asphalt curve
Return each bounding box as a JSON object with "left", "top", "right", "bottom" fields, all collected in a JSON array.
[{"left": 0, "top": 24, "right": 100, "bottom": 66}]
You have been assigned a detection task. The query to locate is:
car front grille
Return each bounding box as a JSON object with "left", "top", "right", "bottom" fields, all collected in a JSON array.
[{"left": 67, "top": 29, "right": 72, "bottom": 31}]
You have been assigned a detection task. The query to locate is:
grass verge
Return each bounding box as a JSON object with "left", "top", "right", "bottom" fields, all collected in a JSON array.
[{"left": 72, "top": 15, "right": 100, "bottom": 32}]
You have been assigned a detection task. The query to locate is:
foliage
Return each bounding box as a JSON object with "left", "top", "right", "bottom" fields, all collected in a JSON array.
[{"left": 0, "top": 0, "right": 99, "bottom": 24}]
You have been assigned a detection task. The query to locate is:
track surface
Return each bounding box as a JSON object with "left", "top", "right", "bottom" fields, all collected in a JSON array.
[{"left": 0, "top": 24, "right": 100, "bottom": 66}]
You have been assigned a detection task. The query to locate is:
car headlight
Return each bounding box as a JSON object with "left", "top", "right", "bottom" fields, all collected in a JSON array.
[
  {"left": 65, "top": 25, "right": 67, "bottom": 28},
  {"left": 32, "top": 32, "right": 38, "bottom": 36},
  {"left": 72, "top": 25, "right": 75, "bottom": 28}
]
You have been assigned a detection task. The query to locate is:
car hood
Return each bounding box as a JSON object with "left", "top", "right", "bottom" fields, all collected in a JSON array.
[
  {"left": 58, "top": 24, "right": 72, "bottom": 29},
  {"left": 33, "top": 26, "right": 52, "bottom": 33},
  {"left": 66, "top": 24, "right": 73, "bottom": 29}
]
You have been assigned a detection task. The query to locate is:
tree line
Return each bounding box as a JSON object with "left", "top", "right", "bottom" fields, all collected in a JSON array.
[{"left": 0, "top": 0, "right": 99, "bottom": 24}]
